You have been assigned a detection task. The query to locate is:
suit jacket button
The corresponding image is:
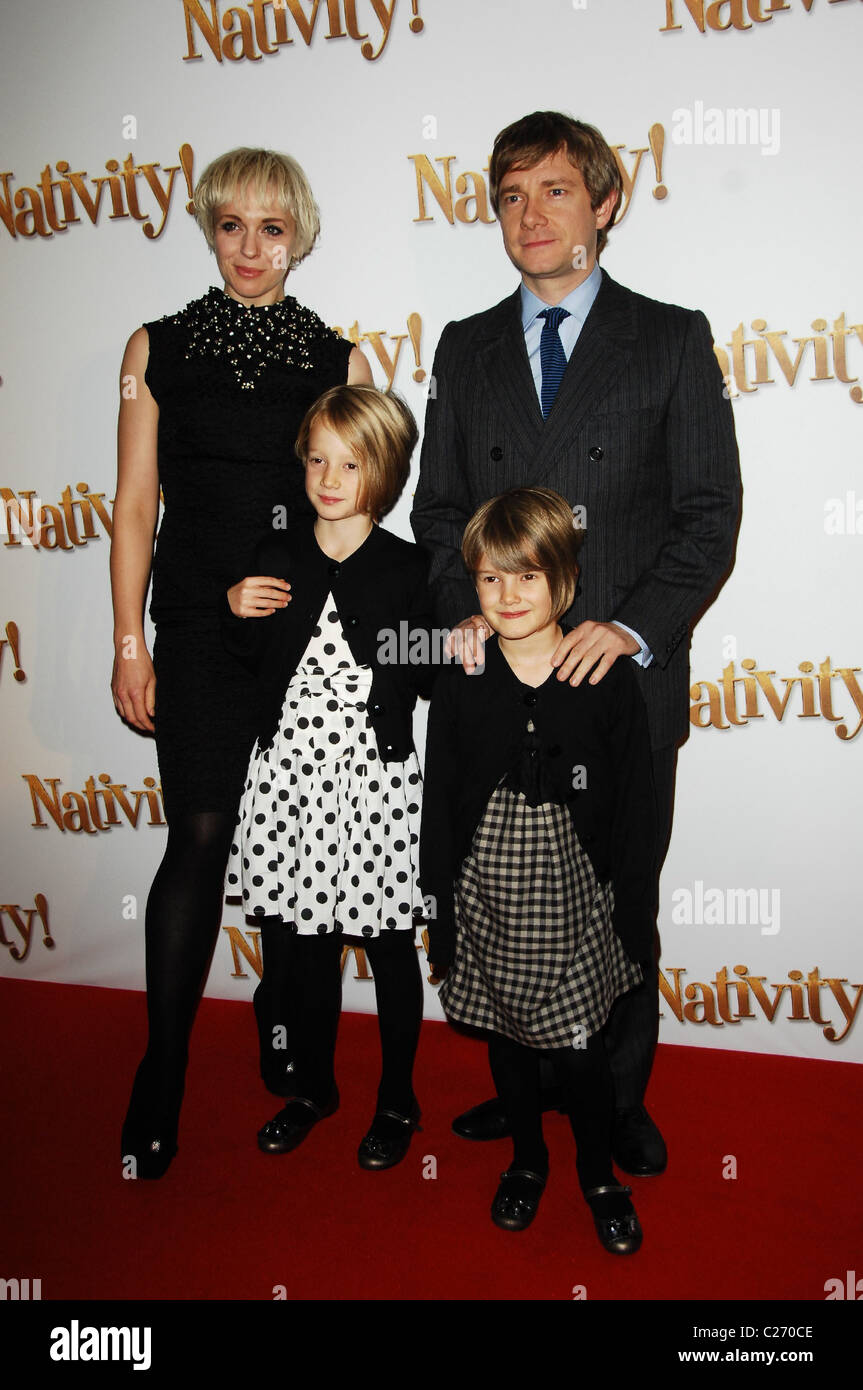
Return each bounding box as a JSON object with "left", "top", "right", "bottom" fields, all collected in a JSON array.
[
  {"left": 328, "top": 562, "right": 341, "bottom": 577},
  {"left": 371, "top": 703, "right": 384, "bottom": 717},
  {"left": 523, "top": 693, "right": 537, "bottom": 707},
  {"left": 384, "top": 744, "right": 395, "bottom": 756},
  {"left": 490, "top": 446, "right": 503, "bottom": 461},
  {"left": 588, "top": 445, "right": 603, "bottom": 463},
  {"left": 346, "top": 615, "right": 359, "bottom": 627}
]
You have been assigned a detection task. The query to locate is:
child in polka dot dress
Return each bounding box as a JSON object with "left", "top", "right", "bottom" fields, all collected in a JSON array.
[{"left": 224, "top": 385, "right": 434, "bottom": 1169}]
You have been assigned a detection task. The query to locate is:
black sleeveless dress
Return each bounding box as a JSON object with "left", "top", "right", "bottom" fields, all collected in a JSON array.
[{"left": 143, "top": 287, "right": 352, "bottom": 820}]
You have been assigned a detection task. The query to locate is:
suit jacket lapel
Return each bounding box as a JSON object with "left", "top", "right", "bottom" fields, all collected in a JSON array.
[
  {"left": 531, "top": 271, "right": 638, "bottom": 484},
  {"left": 472, "top": 274, "right": 638, "bottom": 488},
  {"left": 476, "top": 289, "right": 545, "bottom": 461}
]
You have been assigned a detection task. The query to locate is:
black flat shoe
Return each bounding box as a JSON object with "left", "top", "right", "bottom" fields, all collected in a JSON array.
[
  {"left": 611, "top": 1105, "right": 667, "bottom": 1176},
  {"left": 121, "top": 1127, "right": 178, "bottom": 1180},
  {"left": 491, "top": 1169, "right": 547, "bottom": 1231},
  {"left": 584, "top": 1183, "right": 643, "bottom": 1255},
  {"left": 257, "top": 1089, "right": 339, "bottom": 1155},
  {"left": 357, "top": 1102, "right": 422, "bottom": 1170},
  {"left": 453, "top": 1090, "right": 569, "bottom": 1142},
  {"left": 121, "top": 1062, "right": 181, "bottom": 1180},
  {"left": 453, "top": 1097, "right": 511, "bottom": 1142}
]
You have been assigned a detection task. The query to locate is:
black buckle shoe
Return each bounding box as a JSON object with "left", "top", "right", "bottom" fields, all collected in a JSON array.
[
  {"left": 491, "top": 1169, "right": 547, "bottom": 1231},
  {"left": 584, "top": 1183, "right": 643, "bottom": 1254},
  {"left": 358, "top": 1103, "right": 422, "bottom": 1170}
]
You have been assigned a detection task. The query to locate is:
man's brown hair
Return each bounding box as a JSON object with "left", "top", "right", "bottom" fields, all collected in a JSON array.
[{"left": 489, "top": 111, "right": 623, "bottom": 257}]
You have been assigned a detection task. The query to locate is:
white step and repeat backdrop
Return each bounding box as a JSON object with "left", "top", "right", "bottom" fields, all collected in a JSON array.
[{"left": 2, "top": 0, "right": 861, "bottom": 1063}]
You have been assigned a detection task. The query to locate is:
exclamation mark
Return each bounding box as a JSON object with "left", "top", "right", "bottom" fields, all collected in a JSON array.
[
  {"left": 649, "top": 123, "right": 667, "bottom": 200},
  {"left": 5, "top": 621, "right": 26, "bottom": 681},
  {"left": 407, "top": 313, "right": 425, "bottom": 381},
  {"left": 409, "top": 1, "right": 424, "bottom": 32},
  {"left": 35, "top": 893, "right": 56, "bottom": 950},
  {"left": 179, "top": 142, "right": 195, "bottom": 213}
]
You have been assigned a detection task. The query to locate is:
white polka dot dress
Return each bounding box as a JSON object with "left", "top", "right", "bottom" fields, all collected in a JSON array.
[{"left": 228, "top": 593, "right": 424, "bottom": 937}]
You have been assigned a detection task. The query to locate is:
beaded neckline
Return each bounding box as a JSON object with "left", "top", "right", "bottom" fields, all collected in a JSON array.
[{"left": 179, "top": 286, "right": 340, "bottom": 390}]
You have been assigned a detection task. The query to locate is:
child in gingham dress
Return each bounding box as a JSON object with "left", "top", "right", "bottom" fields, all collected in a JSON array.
[
  {"left": 224, "top": 386, "right": 433, "bottom": 1170},
  {"left": 421, "top": 487, "right": 656, "bottom": 1253}
]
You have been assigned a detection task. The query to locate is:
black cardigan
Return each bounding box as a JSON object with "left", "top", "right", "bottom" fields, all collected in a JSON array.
[
  {"left": 221, "top": 521, "right": 435, "bottom": 762},
  {"left": 420, "top": 635, "right": 657, "bottom": 967}
]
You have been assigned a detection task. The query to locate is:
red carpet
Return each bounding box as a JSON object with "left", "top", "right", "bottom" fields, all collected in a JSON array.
[{"left": 2, "top": 978, "right": 861, "bottom": 1303}]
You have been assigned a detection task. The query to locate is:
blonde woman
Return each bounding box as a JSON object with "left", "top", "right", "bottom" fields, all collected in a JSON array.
[{"left": 111, "top": 148, "right": 370, "bottom": 1177}]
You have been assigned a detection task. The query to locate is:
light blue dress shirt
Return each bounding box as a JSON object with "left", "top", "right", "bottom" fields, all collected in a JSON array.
[{"left": 519, "top": 266, "right": 652, "bottom": 667}]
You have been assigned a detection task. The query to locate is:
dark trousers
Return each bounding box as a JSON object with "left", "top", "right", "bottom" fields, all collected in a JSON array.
[{"left": 601, "top": 743, "right": 677, "bottom": 1109}]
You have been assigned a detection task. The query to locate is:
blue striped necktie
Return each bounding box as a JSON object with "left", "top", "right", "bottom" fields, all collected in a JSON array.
[{"left": 539, "top": 306, "right": 570, "bottom": 419}]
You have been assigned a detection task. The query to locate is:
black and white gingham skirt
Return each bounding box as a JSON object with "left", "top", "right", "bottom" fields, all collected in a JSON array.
[{"left": 439, "top": 785, "right": 642, "bottom": 1049}]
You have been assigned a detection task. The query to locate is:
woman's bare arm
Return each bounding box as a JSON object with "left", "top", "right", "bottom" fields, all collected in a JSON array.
[{"left": 110, "top": 326, "right": 160, "bottom": 732}]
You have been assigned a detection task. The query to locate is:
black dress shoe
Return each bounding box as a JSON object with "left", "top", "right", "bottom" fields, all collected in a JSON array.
[
  {"left": 357, "top": 1102, "right": 421, "bottom": 1170},
  {"left": 491, "top": 1169, "right": 547, "bottom": 1231},
  {"left": 452, "top": 1096, "right": 511, "bottom": 1142},
  {"left": 612, "top": 1105, "right": 667, "bottom": 1176},
  {"left": 453, "top": 1089, "right": 569, "bottom": 1142},
  {"left": 257, "top": 1089, "right": 339, "bottom": 1155},
  {"left": 584, "top": 1184, "right": 643, "bottom": 1255}
]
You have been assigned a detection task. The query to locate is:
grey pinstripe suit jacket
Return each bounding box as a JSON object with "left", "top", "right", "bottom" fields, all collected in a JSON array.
[{"left": 410, "top": 269, "right": 741, "bottom": 749}]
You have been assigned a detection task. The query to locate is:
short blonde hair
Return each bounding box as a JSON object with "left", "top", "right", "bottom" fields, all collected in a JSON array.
[
  {"left": 462, "top": 487, "right": 584, "bottom": 622},
  {"left": 295, "top": 386, "right": 418, "bottom": 521},
  {"left": 193, "top": 147, "right": 320, "bottom": 264}
]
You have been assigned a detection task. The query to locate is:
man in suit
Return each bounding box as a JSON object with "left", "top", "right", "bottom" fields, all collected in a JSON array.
[{"left": 410, "top": 110, "right": 740, "bottom": 1174}]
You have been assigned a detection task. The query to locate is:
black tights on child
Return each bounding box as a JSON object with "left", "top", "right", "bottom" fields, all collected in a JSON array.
[
  {"left": 124, "top": 811, "right": 236, "bottom": 1142},
  {"left": 282, "top": 928, "right": 423, "bottom": 1115},
  {"left": 488, "top": 1028, "right": 620, "bottom": 1198}
]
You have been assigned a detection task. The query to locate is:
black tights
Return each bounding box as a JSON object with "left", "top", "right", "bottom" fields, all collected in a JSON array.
[
  {"left": 125, "top": 811, "right": 235, "bottom": 1132},
  {"left": 280, "top": 928, "right": 423, "bottom": 1114},
  {"left": 488, "top": 1029, "right": 615, "bottom": 1193}
]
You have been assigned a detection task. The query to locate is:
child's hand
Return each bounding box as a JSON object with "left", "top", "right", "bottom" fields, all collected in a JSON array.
[
  {"left": 445, "top": 615, "right": 490, "bottom": 674},
  {"left": 428, "top": 962, "right": 449, "bottom": 985},
  {"left": 227, "top": 576, "right": 291, "bottom": 618}
]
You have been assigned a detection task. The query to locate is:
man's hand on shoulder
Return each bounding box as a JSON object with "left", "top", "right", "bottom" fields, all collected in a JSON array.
[
  {"left": 444, "top": 614, "right": 491, "bottom": 675},
  {"left": 553, "top": 621, "right": 639, "bottom": 686}
]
